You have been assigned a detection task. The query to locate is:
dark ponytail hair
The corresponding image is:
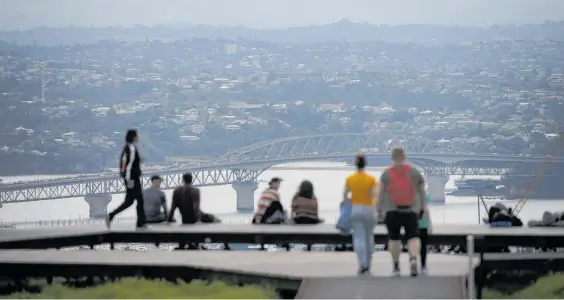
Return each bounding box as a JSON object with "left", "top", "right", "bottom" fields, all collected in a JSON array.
[
  {"left": 125, "top": 129, "right": 138, "bottom": 143},
  {"left": 355, "top": 153, "right": 367, "bottom": 169}
]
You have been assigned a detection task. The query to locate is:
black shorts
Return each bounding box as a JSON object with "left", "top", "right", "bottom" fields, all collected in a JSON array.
[{"left": 385, "top": 210, "right": 419, "bottom": 240}]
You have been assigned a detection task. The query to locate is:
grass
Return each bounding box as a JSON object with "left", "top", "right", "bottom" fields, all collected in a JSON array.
[
  {"left": 4, "top": 278, "right": 277, "bottom": 299},
  {"left": 484, "top": 273, "right": 564, "bottom": 299}
]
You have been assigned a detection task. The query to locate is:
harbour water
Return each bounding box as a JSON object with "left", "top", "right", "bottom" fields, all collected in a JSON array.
[{"left": 0, "top": 162, "right": 561, "bottom": 225}]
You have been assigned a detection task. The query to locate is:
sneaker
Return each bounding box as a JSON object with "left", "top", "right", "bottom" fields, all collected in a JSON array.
[
  {"left": 136, "top": 224, "right": 150, "bottom": 230},
  {"left": 392, "top": 268, "right": 401, "bottom": 277},
  {"left": 105, "top": 214, "right": 112, "bottom": 229},
  {"left": 358, "top": 267, "right": 370, "bottom": 275},
  {"left": 421, "top": 267, "right": 428, "bottom": 275},
  {"left": 410, "top": 260, "right": 418, "bottom": 277}
]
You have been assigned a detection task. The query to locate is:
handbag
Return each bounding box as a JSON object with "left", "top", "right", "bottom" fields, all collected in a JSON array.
[{"left": 336, "top": 199, "right": 352, "bottom": 235}]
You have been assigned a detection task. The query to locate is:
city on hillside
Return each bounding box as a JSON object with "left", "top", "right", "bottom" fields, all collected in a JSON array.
[{"left": 0, "top": 22, "right": 563, "bottom": 176}]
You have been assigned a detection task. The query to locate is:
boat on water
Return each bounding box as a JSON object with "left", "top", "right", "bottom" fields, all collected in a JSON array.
[{"left": 451, "top": 178, "right": 508, "bottom": 197}]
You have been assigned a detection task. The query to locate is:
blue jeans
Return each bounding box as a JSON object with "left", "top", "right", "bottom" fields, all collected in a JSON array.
[{"left": 351, "top": 205, "right": 376, "bottom": 269}]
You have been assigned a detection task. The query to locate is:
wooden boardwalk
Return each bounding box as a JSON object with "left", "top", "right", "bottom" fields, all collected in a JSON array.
[
  {"left": 1, "top": 223, "right": 563, "bottom": 244},
  {"left": 0, "top": 223, "right": 562, "bottom": 298},
  {"left": 0, "top": 250, "right": 477, "bottom": 278},
  {"left": 0, "top": 226, "right": 106, "bottom": 243},
  {"left": 0, "top": 249, "right": 476, "bottom": 298}
]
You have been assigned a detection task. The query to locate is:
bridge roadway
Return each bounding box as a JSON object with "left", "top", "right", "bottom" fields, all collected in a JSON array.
[{"left": 0, "top": 152, "right": 560, "bottom": 190}]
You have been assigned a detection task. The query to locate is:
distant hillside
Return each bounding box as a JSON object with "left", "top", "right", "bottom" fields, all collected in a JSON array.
[{"left": 1, "top": 19, "right": 564, "bottom": 45}]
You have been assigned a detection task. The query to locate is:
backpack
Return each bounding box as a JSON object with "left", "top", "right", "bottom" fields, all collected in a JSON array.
[{"left": 387, "top": 164, "right": 416, "bottom": 207}]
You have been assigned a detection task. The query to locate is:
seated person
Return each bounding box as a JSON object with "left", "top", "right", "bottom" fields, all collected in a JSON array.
[
  {"left": 252, "top": 177, "right": 287, "bottom": 224},
  {"left": 201, "top": 212, "right": 221, "bottom": 223},
  {"left": 143, "top": 175, "right": 174, "bottom": 224},
  {"left": 168, "top": 172, "right": 201, "bottom": 225},
  {"left": 487, "top": 203, "right": 523, "bottom": 227},
  {"left": 168, "top": 172, "right": 220, "bottom": 224},
  {"left": 168, "top": 172, "right": 220, "bottom": 250},
  {"left": 291, "top": 180, "right": 323, "bottom": 224}
]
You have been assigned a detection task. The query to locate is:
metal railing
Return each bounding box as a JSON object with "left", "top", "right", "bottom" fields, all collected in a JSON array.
[
  {"left": 1, "top": 213, "right": 260, "bottom": 229},
  {"left": 467, "top": 235, "right": 476, "bottom": 299}
]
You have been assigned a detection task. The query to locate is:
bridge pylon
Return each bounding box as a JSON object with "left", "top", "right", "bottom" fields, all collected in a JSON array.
[
  {"left": 232, "top": 182, "right": 258, "bottom": 212},
  {"left": 427, "top": 175, "right": 449, "bottom": 204},
  {"left": 84, "top": 194, "right": 112, "bottom": 219}
]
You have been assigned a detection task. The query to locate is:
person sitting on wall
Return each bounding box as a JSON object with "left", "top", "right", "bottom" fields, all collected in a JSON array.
[
  {"left": 143, "top": 175, "right": 175, "bottom": 224},
  {"left": 292, "top": 180, "right": 323, "bottom": 224},
  {"left": 168, "top": 172, "right": 220, "bottom": 250},
  {"left": 252, "top": 177, "right": 287, "bottom": 224}
]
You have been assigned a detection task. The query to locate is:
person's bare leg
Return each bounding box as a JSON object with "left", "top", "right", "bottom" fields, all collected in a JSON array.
[
  {"left": 407, "top": 238, "right": 421, "bottom": 276},
  {"left": 407, "top": 238, "right": 420, "bottom": 258}
]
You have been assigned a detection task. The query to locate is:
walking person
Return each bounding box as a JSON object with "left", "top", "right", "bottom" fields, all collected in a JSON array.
[
  {"left": 343, "top": 154, "right": 379, "bottom": 275},
  {"left": 105, "top": 129, "right": 147, "bottom": 229},
  {"left": 378, "top": 147, "right": 428, "bottom": 277},
  {"left": 419, "top": 193, "right": 432, "bottom": 274}
]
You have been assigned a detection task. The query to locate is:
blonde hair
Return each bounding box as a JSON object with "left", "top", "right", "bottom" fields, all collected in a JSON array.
[{"left": 391, "top": 147, "right": 406, "bottom": 162}]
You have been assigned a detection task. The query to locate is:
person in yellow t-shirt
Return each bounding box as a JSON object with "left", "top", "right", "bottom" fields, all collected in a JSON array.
[{"left": 343, "top": 153, "right": 379, "bottom": 275}]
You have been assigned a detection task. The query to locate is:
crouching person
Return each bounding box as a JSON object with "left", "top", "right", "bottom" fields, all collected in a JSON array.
[{"left": 252, "top": 177, "right": 287, "bottom": 224}]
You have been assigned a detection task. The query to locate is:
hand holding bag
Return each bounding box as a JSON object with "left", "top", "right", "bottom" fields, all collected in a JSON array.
[{"left": 336, "top": 199, "right": 352, "bottom": 235}]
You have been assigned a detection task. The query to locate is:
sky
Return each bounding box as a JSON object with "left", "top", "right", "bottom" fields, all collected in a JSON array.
[{"left": 1, "top": 0, "right": 564, "bottom": 29}]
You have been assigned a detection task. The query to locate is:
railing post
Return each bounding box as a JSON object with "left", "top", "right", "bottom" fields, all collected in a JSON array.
[{"left": 467, "top": 235, "right": 475, "bottom": 299}]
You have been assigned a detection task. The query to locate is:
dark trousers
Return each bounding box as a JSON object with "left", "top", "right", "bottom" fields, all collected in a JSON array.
[
  {"left": 293, "top": 216, "right": 322, "bottom": 224},
  {"left": 420, "top": 228, "right": 428, "bottom": 267},
  {"left": 146, "top": 217, "right": 176, "bottom": 224},
  {"left": 110, "top": 178, "right": 146, "bottom": 227}
]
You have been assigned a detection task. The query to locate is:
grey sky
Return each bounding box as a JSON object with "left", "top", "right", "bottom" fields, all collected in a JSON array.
[{"left": 1, "top": 0, "right": 564, "bottom": 29}]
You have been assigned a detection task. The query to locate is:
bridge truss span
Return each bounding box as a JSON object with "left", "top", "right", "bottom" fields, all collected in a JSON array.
[
  {"left": 0, "top": 168, "right": 263, "bottom": 204},
  {"left": 218, "top": 133, "right": 470, "bottom": 162},
  {"left": 417, "top": 160, "right": 540, "bottom": 176},
  {"left": 422, "top": 164, "right": 515, "bottom": 176}
]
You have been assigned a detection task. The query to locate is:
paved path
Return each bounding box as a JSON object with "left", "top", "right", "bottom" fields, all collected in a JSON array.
[{"left": 296, "top": 276, "right": 467, "bottom": 299}]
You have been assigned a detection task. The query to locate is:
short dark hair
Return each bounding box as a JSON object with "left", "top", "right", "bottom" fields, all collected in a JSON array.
[
  {"left": 269, "top": 177, "right": 283, "bottom": 185},
  {"left": 150, "top": 175, "right": 162, "bottom": 182},
  {"left": 391, "top": 147, "right": 406, "bottom": 162},
  {"left": 125, "top": 129, "right": 138, "bottom": 143},
  {"left": 182, "top": 172, "right": 193, "bottom": 184},
  {"left": 355, "top": 153, "right": 367, "bottom": 169}
]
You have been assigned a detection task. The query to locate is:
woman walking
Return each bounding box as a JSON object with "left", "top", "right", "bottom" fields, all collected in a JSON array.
[
  {"left": 343, "top": 153, "right": 379, "bottom": 274},
  {"left": 106, "top": 129, "right": 147, "bottom": 229}
]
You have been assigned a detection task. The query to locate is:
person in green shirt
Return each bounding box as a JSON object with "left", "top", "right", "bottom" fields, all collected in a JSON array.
[{"left": 418, "top": 194, "right": 432, "bottom": 274}]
